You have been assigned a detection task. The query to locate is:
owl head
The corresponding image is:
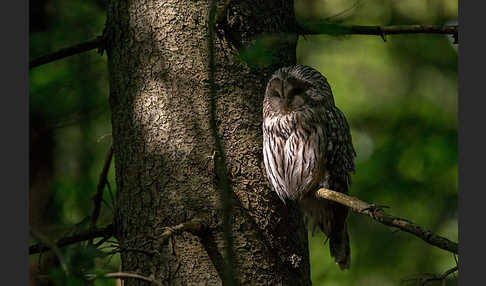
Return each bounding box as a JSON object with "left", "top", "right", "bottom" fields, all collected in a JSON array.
[{"left": 263, "top": 65, "right": 335, "bottom": 117}]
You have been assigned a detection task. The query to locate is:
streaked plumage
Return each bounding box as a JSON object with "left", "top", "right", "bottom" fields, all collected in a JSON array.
[{"left": 262, "top": 65, "right": 356, "bottom": 270}]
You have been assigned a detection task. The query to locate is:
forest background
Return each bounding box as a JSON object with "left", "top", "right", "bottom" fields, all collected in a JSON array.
[{"left": 29, "top": 0, "right": 458, "bottom": 285}]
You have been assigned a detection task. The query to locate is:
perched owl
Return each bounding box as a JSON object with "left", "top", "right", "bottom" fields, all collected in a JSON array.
[{"left": 262, "top": 65, "right": 356, "bottom": 270}]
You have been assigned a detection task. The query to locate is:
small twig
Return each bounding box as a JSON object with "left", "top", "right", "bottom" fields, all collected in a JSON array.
[
  {"left": 351, "top": 25, "right": 457, "bottom": 36},
  {"left": 93, "top": 236, "right": 112, "bottom": 248},
  {"left": 158, "top": 216, "right": 208, "bottom": 245},
  {"left": 90, "top": 145, "right": 114, "bottom": 230},
  {"left": 30, "top": 228, "right": 69, "bottom": 274},
  {"left": 101, "top": 198, "right": 113, "bottom": 211},
  {"left": 418, "top": 266, "right": 458, "bottom": 286},
  {"left": 323, "top": 0, "right": 362, "bottom": 22},
  {"left": 29, "top": 36, "right": 104, "bottom": 69},
  {"left": 299, "top": 24, "right": 458, "bottom": 40},
  {"left": 441, "top": 266, "right": 458, "bottom": 279},
  {"left": 29, "top": 224, "right": 113, "bottom": 255},
  {"left": 104, "top": 272, "right": 163, "bottom": 285},
  {"left": 315, "top": 188, "right": 458, "bottom": 254},
  {"left": 96, "top": 132, "right": 112, "bottom": 143}
]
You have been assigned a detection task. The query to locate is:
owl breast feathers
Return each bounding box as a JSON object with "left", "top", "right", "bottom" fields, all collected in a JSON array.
[{"left": 262, "top": 65, "right": 356, "bottom": 270}]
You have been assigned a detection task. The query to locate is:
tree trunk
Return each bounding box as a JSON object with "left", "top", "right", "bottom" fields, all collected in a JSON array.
[{"left": 106, "top": 0, "right": 310, "bottom": 285}]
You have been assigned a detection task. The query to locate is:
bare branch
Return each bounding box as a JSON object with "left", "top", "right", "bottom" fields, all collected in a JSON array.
[
  {"left": 299, "top": 24, "right": 458, "bottom": 42},
  {"left": 90, "top": 145, "right": 114, "bottom": 230},
  {"left": 420, "top": 266, "right": 459, "bottom": 286},
  {"left": 29, "top": 36, "right": 104, "bottom": 69},
  {"left": 29, "top": 224, "right": 113, "bottom": 255},
  {"left": 158, "top": 216, "right": 208, "bottom": 245},
  {"left": 104, "top": 272, "right": 163, "bottom": 286},
  {"left": 315, "top": 188, "right": 458, "bottom": 254},
  {"left": 28, "top": 23, "right": 457, "bottom": 72},
  {"left": 401, "top": 266, "right": 458, "bottom": 286},
  {"left": 30, "top": 228, "right": 69, "bottom": 274},
  {"left": 28, "top": 23, "right": 458, "bottom": 71},
  {"left": 104, "top": 216, "right": 209, "bottom": 257}
]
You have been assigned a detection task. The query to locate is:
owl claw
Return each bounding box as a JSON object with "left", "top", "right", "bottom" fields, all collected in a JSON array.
[{"left": 361, "top": 204, "right": 389, "bottom": 219}]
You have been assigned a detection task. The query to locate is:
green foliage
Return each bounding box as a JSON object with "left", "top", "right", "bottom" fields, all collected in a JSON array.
[
  {"left": 47, "top": 244, "right": 109, "bottom": 286},
  {"left": 236, "top": 33, "right": 298, "bottom": 68},
  {"left": 49, "top": 268, "right": 85, "bottom": 286},
  {"left": 30, "top": 1, "right": 116, "bottom": 285},
  {"left": 30, "top": 0, "right": 113, "bottom": 226}
]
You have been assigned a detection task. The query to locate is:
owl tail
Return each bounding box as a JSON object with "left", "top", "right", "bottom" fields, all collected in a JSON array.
[
  {"left": 329, "top": 224, "right": 350, "bottom": 270},
  {"left": 300, "top": 196, "right": 351, "bottom": 270}
]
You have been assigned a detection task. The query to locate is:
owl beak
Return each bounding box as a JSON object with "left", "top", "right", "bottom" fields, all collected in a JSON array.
[
  {"left": 279, "top": 81, "right": 291, "bottom": 113},
  {"left": 281, "top": 97, "right": 291, "bottom": 113}
]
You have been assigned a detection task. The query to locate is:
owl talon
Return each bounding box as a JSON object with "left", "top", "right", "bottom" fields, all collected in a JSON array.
[{"left": 361, "top": 204, "right": 389, "bottom": 218}]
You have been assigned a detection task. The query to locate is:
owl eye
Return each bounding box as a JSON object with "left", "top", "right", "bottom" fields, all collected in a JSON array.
[
  {"left": 270, "top": 89, "right": 281, "bottom": 98},
  {"left": 289, "top": 88, "right": 305, "bottom": 98},
  {"left": 292, "top": 88, "right": 304, "bottom": 96}
]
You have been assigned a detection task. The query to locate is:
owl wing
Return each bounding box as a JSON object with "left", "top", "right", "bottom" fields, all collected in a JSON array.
[{"left": 323, "top": 106, "right": 356, "bottom": 193}]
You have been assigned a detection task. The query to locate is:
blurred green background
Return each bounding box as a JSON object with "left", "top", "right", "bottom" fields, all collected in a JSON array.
[{"left": 29, "top": 0, "right": 457, "bottom": 285}]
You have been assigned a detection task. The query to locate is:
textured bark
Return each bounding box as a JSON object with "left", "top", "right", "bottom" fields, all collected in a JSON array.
[{"left": 106, "top": 0, "right": 310, "bottom": 285}]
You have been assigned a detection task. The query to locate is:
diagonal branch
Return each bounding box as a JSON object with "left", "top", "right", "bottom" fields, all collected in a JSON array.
[
  {"left": 29, "top": 36, "right": 104, "bottom": 69},
  {"left": 30, "top": 228, "right": 69, "bottom": 273},
  {"left": 315, "top": 188, "right": 458, "bottom": 254},
  {"left": 299, "top": 24, "right": 458, "bottom": 43},
  {"left": 29, "top": 224, "right": 113, "bottom": 255},
  {"left": 401, "top": 266, "right": 459, "bottom": 285},
  {"left": 90, "top": 145, "right": 114, "bottom": 230},
  {"left": 158, "top": 216, "right": 209, "bottom": 245},
  {"left": 208, "top": 0, "right": 237, "bottom": 284},
  {"left": 421, "top": 266, "right": 458, "bottom": 286}
]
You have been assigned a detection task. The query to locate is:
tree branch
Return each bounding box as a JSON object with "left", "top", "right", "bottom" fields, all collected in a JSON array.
[
  {"left": 104, "top": 272, "right": 163, "bottom": 286},
  {"left": 28, "top": 24, "right": 458, "bottom": 71},
  {"left": 314, "top": 188, "right": 458, "bottom": 254},
  {"left": 299, "top": 24, "right": 458, "bottom": 43},
  {"left": 401, "top": 266, "right": 458, "bottom": 285},
  {"left": 29, "top": 36, "right": 104, "bottom": 69},
  {"left": 29, "top": 224, "right": 113, "bottom": 255},
  {"left": 30, "top": 228, "right": 69, "bottom": 274},
  {"left": 421, "top": 266, "right": 458, "bottom": 286},
  {"left": 90, "top": 145, "right": 114, "bottom": 230},
  {"left": 158, "top": 216, "right": 208, "bottom": 245}
]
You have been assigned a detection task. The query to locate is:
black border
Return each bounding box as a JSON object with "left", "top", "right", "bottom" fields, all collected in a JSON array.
[
  {"left": 459, "top": 1, "right": 484, "bottom": 285},
  {"left": 2, "top": 0, "right": 28, "bottom": 284}
]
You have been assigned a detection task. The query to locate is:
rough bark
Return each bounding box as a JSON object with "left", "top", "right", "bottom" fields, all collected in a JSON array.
[{"left": 106, "top": 0, "right": 310, "bottom": 285}]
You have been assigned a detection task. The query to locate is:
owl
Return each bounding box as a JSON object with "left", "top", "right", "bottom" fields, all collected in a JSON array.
[{"left": 262, "top": 65, "right": 356, "bottom": 270}]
